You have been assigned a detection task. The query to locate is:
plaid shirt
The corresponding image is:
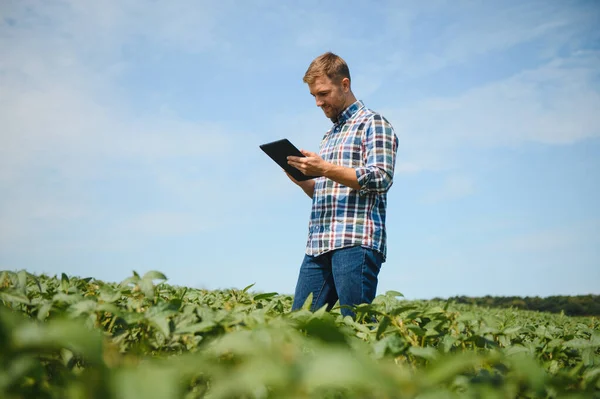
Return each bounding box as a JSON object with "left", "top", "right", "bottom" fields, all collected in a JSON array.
[{"left": 306, "top": 100, "right": 398, "bottom": 260}]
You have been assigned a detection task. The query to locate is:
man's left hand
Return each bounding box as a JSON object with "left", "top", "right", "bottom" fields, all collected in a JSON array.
[{"left": 287, "top": 150, "right": 331, "bottom": 177}]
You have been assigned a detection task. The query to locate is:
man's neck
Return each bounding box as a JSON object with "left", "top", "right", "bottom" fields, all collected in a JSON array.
[
  {"left": 343, "top": 94, "right": 358, "bottom": 110},
  {"left": 332, "top": 94, "right": 358, "bottom": 123}
]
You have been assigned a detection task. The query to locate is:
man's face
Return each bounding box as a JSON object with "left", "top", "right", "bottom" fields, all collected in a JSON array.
[{"left": 308, "top": 75, "right": 350, "bottom": 120}]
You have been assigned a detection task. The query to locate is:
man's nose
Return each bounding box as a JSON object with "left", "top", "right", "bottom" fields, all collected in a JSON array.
[{"left": 316, "top": 98, "right": 324, "bottom": 107}]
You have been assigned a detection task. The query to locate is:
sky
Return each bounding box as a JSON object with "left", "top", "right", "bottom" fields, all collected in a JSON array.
[{"left": 1, "top": 0, "right": 599, "bottom": 300}]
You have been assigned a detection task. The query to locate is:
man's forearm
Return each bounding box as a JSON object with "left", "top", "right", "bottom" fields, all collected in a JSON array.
[{"left": 323, "top": 164, "right": 360, "bottom": 191}]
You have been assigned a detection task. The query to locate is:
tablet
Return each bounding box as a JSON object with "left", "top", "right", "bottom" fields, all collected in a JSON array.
[{"left": 259, "top": 139, "right": 318, "bottom": 181}]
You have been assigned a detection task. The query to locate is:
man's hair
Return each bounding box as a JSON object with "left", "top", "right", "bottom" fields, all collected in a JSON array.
[{"left": 303, "top": 52, "right": 351, "bottom": 85}]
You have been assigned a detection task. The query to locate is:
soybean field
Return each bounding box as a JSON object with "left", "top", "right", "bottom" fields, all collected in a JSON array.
[{"left": 1, "top": 270, "right": 599, "bottom": 398}]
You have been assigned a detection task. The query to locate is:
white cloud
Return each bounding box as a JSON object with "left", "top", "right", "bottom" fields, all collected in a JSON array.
[
  {"left": 383, "top": 52, "right": 600, "bottom": 173},
  {"left": 438, "top": 3, "right": 571, "bottom": 62},
  {"left": 3, "top": 0, "right": 225, "bottom": 55},
  {"left": 0, "top": 1, "right": 263, "bottom": 251},
  {"left": 378, "top": 0, "right": 595, "bottom": 80}
]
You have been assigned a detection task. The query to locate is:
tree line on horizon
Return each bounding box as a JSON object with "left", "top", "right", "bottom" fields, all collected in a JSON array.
[{"left": 431, "top": 294, "right": 600, "bottom": 317}]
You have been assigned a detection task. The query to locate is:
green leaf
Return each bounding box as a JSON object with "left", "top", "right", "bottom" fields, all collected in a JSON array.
[
  {"left": 389, "top": 305, "right": 418, "bottom": 316},
  {"left": 168, "top": 298, "right": 182, "bottom": 310},
  {"left": 0, "top": 291, "right": 30, "bottom": 305},
  {"left": 300, "top": 317, "right": 348, "bottom": 346},
  {"left": 464, "top": 334, "right": 496, "bottom": 348},
  {"left": 582, "top": 348, "right": 595, "bottom": 366},
  {"left": 148, "top": 314, "right": 171, "bottom": 338},
  {"left": 176, "top": 320, "right": 217, "bottom": 334},
  {"left": 385, "top": 290, "right": 404, "bottom": 298},
  {"left": 372, "top": 334, "right": 408, "bottom": 358},
  {"left": 424, "top": 306, "right": 446, "bottom": 316},
  {"left": 312, "top": 303, "right": 329, "bottom": 318},
  {"left": 424, "top": 320, "right": 443, "bottom": 336},
  {"left": 498, "top": 335, "right": 511, "bottom": 348},
  {"left": 441, "top": 334, "right": 458, "bottom": 353},
  {"left": 139, "top": 278, "right": 155, "bottom": 298},
  {"left": 301, "top": 292, "right": 313, "bottom": 311},
  {"left": 28, "top": 273, "right": 42, "bottom": 294},
  {"left": 254, "top": 292, "right": 278, "bottom": 301},
  {"left": 409, "top": 346, "right": 439, "bottom": 361},
  {"left": 564, "top": 338, "right": 595, "bottom": 349},
  {"left": 69, "top": 300, "right": 97, "bottom": 317},
  {"left": 61, "top": 272, "right": 70, "bottom": 292},
  {"left": 376, "top": 316, "right": 391, "bottom": 339},
  {"left": 406, "top": 324, "right": 427, "bottom": 337},
  {"left": 99, "top": 287, "right": 122, "bottom": 303},
  {"left": 142, "top": 271, "right": 168, "bottom": 282},
  {"left": 37, "top": 302, "right": 53, "bottom": 321},
  {"left": 119, "top": 275, "right": 140, "bottom": 287},
  {"left": 242, "top": 283, "right": 255, "bottom": 293},
  {"left": 52, "top": 293, "right": 81, "bottom": 304},
  {"left": 122, "top": 312, "right": 145, "bottom": 324},
  {"left": 502, "top": 326, "right": 522, "bottom": 335},
  {"left": 17, "top": 270, "right": 27, "bottom": 295}
]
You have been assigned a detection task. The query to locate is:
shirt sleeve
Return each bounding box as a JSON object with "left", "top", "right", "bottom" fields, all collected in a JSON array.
[{"left": 355, "top": 114, "right": 398, "bottom": 196}]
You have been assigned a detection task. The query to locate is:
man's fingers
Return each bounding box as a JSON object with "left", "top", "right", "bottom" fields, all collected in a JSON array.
[
  {"left": 287, "top": 159, "right": 306, "bottom": 172},
  {"left": 287, "top": 157, "right": 305, "bottom": 167},
  {"left": 300, "top": 149, "right": 315, "bottom": 157}
]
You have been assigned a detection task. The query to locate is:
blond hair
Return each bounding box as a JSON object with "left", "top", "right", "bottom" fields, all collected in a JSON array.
[{"left": 303, "top": 52, "right": 351, "bottom": 85}]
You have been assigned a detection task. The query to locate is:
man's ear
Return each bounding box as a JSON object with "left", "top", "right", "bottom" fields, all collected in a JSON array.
[{"left": 341, "top": 77, "right": 351, "bottom": 92}]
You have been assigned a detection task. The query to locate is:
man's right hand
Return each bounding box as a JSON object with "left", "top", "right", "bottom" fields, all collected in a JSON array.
[{"left": 285, "top": 171, "right": 315, "bottom": 199}]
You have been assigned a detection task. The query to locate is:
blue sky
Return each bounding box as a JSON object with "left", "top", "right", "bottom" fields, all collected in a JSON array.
[{"left": 1, "top": 0, "right": 599, "bottom": 299}]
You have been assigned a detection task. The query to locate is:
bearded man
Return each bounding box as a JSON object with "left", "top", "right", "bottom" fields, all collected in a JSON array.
[{"left": 286, "top": 52, "right": 399, "bottom": 318}]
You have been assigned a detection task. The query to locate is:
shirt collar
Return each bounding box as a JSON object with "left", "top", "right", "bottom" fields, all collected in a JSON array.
[{"left": 332, "top": 100, "right": 364, "bottom": 125}]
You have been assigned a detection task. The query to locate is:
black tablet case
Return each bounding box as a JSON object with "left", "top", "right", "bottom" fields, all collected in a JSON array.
[{"left": 259, "top": 139, "right": 318, "bottom": 181}]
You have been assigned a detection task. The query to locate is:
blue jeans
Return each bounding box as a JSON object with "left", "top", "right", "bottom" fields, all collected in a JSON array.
[{"left": 291, "top": 245, "right": 383, "bottom": 318}]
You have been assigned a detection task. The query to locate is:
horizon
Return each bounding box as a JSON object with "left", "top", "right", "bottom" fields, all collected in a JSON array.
[
  {"left": 5, "top": 268, "right": 600, "bottom": 301},
  {"left": 1, "top": 0, "right": 599, "bottom": 300}
]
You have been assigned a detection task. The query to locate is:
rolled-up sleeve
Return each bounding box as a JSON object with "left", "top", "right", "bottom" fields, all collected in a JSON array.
[{"left": 355, "top": 115, "right": 398, "bottom": 196}]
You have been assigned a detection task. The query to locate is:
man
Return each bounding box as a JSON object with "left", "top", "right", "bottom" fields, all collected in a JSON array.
[{"left": 286, "top": 52, "right": 398, "bottom": 318}]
